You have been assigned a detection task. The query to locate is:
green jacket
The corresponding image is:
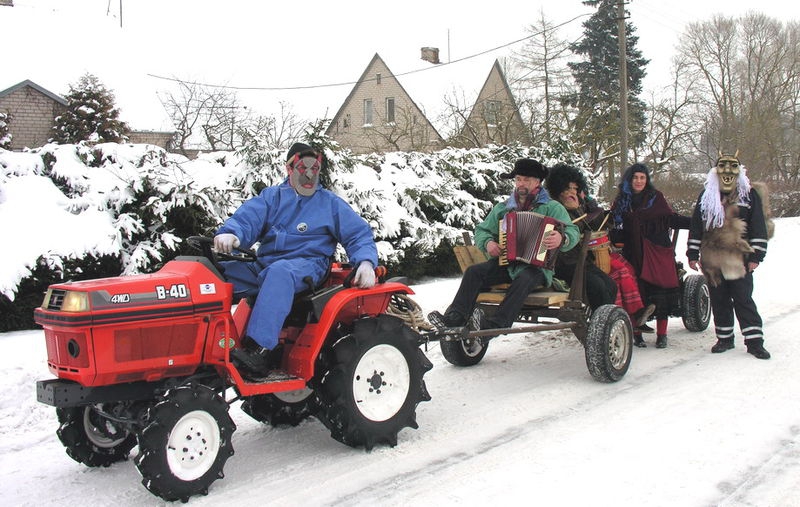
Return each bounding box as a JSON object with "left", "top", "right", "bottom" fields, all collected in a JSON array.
[{"left": 474, "top": 189, "right": 580, "bottom": 286}]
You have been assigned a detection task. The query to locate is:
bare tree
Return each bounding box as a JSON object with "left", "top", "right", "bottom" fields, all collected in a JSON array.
[
  {"left": 238, "top": 101, "right": 304, "bottom": 151},
  {"left": 159, "top": 79, "right": 249, "bottom": 155},
  {"left": 510, "top": 9, "right": 573, "bottom": 144},
  {"left": 359, "top": 102, "right": 438, "bottom": 153},
  {"left": 677, "top": 14, "right": 800, "bottom": 181},
  {"left": 638, "top": 60, "right": 702, "bottom": 174}
]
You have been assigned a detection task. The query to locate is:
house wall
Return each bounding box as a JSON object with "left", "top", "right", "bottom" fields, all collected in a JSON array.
[
  {"left": 327, "top": 57, "right": 443, "bottom": 154},
  {"left": 128, "top": 131, "right": 175, "bottom": 151},
  {"left": 462, "top": 64, "right": 529, "bottom": 147},
  {"left": 0, "top": 86, "right": 65, "bottom": 150}
]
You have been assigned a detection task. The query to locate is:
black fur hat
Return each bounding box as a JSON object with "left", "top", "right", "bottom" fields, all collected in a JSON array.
[
  {"left": 501, "top": 158, "right": 548, "bottom": 180},
  {"left": 545, "top": 163, "right": 589, "bottom": 197}
]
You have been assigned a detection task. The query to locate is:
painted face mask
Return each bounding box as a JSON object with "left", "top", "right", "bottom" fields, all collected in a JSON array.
[
  {"left": 716, "top": 153, "right": 740, "bottom": 194},
  {"left": 288, "top": 154, "right": 322, "bottom": 196}
]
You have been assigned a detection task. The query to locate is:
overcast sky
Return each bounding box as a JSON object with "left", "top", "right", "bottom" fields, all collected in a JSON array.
[{"left": 3, "top": 0, "right": 798, "bottom": 131}]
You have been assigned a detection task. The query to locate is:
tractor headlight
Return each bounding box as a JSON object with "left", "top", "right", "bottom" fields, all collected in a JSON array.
[{"left": 61, "top": 291, "right": 90, "bottom": 312}]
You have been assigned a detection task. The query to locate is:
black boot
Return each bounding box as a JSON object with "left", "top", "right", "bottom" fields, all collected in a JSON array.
[
  {"left": 711, "top": 338, "right": 735, "bottom": 353},
  {"left": 633, "top": 332, "right": 646, "bottom": 348},
  {"left": 637, "top": 323, "right": 655, "bottom": 334},
  {"left": 656, "top": 334, "right": 667, "bottom": 348},
  {"left": 442, "top": 307, "right": 467, "bottom": 327},
  {"left": 231, "top": 346, "right": 272, "bottom": 378},
  {"left": 745, "top": 339, "right": 771, "bottom": 360}
]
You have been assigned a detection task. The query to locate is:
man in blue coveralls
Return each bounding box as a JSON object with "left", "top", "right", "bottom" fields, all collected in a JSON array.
[{"left": 214, "top": 142, "right": 379, "bottom": 377}]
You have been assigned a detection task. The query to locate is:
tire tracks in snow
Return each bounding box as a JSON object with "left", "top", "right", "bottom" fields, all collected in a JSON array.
[{"left": 328, "top": 304, "right": 800, "bottom": 505}]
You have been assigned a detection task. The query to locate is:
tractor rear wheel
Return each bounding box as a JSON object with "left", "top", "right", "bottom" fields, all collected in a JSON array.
[
  {"left": 241, "top": 388, "right": 319, "bottom": 427},
  {"left": 585, "top": 304, "right": 633, "bottom": 383},
  {"left": 56, "top": 404, "right": 136, "bottom": 467},
  {"left": 316, "top": 314, "right": 432, "bottom": 450},
  {"left": 135, "top": 384, "right": 235, "bottom": 502}
]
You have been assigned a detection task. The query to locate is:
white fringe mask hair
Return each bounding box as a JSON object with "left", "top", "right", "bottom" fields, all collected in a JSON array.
[{"left": 700, "top": 165, "right": 751, "bottom": 230}]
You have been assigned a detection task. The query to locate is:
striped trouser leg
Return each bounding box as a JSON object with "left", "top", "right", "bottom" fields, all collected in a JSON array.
[
  {"left": 729, "top": 273, "right": 763, "bottom": 342},
  {"left": 708, "top": 280, "right": 735, "bottom": 339}
]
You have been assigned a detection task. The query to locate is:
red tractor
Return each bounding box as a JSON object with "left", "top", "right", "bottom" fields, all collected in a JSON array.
[{"left": 34, "top": 237, "right": 432, "bottom": 502}]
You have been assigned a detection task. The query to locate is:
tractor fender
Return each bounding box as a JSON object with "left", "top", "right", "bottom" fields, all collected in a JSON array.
[{"left": 287, "top": 282, "right": 414, "bottom": 379}]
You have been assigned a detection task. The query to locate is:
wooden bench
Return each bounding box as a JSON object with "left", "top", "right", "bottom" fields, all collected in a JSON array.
[{"left": 453, "top": 244, "right": 569, "bottom": 308}]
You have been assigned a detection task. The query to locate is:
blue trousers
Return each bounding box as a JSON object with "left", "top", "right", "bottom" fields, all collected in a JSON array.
[{"left": 221, "top": 258, "right": 328, "bottom": 349}]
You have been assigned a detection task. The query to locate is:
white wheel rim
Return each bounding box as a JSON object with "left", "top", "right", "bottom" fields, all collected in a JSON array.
[
  {"left": 83, "top": 406, "right": 128, "bottom": 448},
  {"left": 274, "top": 387, "right": 313, "bottom": 404},
  {"left": 352, "top": 344, "right": 410, "bottom": 422},
  {"left": 166, "top": 410, "right": 221, "bottom": 481},
  {"left": 461, "top": 338, "right": 484, "bottom": 357},
  {"left": 607, "top": 319, "right": 630, "bottom": 369},
  {"left": 699, "top": 283, "right": 711, "bottom": 323}
]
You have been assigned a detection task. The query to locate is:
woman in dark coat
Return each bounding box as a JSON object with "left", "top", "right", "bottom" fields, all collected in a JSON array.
[{"left": 610, "top": 163, "right": 690, "bottom": 348}]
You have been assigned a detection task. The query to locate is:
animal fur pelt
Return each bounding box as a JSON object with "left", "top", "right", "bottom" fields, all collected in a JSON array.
[{"left": 700, "top": 198, "right": 753, "bottom": 287}]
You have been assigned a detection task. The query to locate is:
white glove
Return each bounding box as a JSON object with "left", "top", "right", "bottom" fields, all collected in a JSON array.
[
  {"left": 214, "top": 233, "right": 240, "bottom": 254},
  {"left": 352, "top": 261, "right": 376, "bottom": 289}
]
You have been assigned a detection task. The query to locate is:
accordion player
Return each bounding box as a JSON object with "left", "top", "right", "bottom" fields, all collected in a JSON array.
[{"left": 499, "top": 211, "right": 565, "bottom": 270}]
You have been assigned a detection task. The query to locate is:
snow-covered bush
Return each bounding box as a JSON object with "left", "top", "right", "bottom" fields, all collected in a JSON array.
[{"left": 0, "top": 139, "right": 582, "bottom": 331}]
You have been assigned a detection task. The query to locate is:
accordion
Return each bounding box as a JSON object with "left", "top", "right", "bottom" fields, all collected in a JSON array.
[{"left": 498, "top": 211, "right": 563, "bottom": 269}]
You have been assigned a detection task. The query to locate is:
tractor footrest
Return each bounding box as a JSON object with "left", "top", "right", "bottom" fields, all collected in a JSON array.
[{"left": 241, "top": 370, "right": 303, "bottom": 384}]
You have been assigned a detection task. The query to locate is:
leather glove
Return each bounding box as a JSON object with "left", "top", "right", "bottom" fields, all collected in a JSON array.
[
  {"left": 214, "top": 233, "right": 240, "bottom": 254},
  {"left": 352, "top": 261, "right": 376, "bottom": 289}
]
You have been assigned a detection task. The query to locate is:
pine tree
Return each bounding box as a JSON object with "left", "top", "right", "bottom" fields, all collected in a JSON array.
[
  {"left": 51, "top": 73, "right": 130, "bottom": 144},
  {"left": 565, "top": 0, "right": 648, "bottom": 189},
  {"left": 0, "top": 111, "right": 11, "bottom": 149}
]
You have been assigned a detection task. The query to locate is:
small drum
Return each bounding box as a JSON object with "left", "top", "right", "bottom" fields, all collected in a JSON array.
[{"left": 588, "top": 231, "right": 611, "bottom": 273}]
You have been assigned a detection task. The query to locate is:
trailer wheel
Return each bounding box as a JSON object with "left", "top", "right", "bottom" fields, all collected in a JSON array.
[
  {"left": 439, "top": 336, "right": 489, "bottom": 366},
  {"left": 135, "top": 384, "right": 235, "bottom": 502},
  {"left": 56, "top": 405, "right": 136, "bottom": 467},
  {"left": 317, "top": 314, "right": 432, "bottom": 450},
  {"left": 585, "top": 304, "right": 633, "bottom": 383},
  {"left": 682, "top": 274, "right": 711, "bottom": 332},
  {"left": 241, "top": 388, "right": 319, "bottom": 427}
]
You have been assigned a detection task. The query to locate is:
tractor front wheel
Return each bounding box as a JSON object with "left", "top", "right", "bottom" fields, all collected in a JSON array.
[
  {"left": 135, "top": 384, "right": 235, "bottom": 502},
  {"left": 56, "top": 404, "right": 136, "bottom": 467}
]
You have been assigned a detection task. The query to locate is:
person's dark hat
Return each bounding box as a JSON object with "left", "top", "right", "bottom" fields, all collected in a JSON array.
[
  {"left": 286, "top": 142, "right": 318, "bottom": 161},
  {"left": 501, "top": 158, "right": 548, "bottom": 180}
]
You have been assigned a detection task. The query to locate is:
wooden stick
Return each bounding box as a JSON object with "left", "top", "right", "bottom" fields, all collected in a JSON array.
[
  {"left": 571, "top": 213, "right": 587, "bottom": 224},
  {"left": 597, "top": 212, "right": 610, "bottom": 231}
]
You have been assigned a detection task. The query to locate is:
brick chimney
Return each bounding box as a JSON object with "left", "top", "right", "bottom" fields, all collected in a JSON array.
[{"left": 420, "top": 47, "right": 440, "bottom": 65}]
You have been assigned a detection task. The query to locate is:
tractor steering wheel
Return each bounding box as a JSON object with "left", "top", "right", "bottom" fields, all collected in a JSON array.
[{"left": 186, "top": 236, "right": 257, "bottom": 264}]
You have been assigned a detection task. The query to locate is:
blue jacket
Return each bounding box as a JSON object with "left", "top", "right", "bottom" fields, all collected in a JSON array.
[{"left": 217, "top": 181, "right": 378, "bottom": 269}]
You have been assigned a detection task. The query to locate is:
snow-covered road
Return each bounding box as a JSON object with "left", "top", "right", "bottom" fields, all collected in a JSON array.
[{"left": 2, "top": 219, "right": 799, "bottom": 506}]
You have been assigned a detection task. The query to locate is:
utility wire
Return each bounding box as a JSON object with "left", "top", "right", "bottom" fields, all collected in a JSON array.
[{"left": 146, "top": 13, "right": 592, "bottom": 92}]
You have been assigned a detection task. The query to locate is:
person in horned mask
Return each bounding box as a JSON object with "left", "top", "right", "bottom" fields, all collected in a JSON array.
[
  {"left": 214, "top": 142, "right": 379, "bottom": 376},
  {"left": 686, "top": 152, "right": 771, "bottom": 359}
]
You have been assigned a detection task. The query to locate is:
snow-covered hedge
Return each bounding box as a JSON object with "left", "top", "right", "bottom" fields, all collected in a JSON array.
[{"left": 0, "top": 139, "right": 585, "bottom": 330}]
